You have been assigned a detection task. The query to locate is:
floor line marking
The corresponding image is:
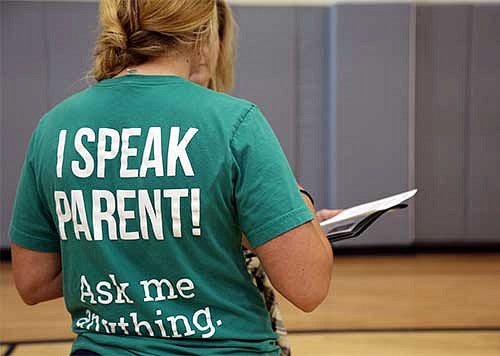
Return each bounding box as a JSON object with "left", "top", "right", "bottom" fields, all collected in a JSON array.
[
  {"left": 3, "top": 344, "right": 17, "bottom": 356},
  {"left": 288, "top": 327, "right": 500, "bottom": 334},
  {"left": 3, "top": 327, "right": 500, "bottom": 345}
]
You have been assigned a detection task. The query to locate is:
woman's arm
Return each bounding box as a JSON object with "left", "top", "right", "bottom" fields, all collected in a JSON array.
[
  {"left": 11, "top": 243, "right": 63, "bottom": 305},
  {"left": 253, "top": 194, "right": 334, "bottom": 313}
]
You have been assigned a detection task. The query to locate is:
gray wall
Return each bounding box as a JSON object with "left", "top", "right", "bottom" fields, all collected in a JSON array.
[
  {"left": 332, "top": 4, "right": 413, "bottom": 247},
  {"left": 415, "top": 5, "right": 500, "bottom": 245},
  {"left": 1, "top": 2, "right": 500, "bottom": 249}
]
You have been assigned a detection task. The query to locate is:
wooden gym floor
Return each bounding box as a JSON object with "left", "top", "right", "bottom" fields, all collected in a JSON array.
[{"left": 1, "top": 253, "right": 500, "bottom": 355}]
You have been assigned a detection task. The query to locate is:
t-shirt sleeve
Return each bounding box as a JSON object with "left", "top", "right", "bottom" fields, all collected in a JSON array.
[
  {"left": 9, "top": 133, "right": 60, "bottom": 253},
  {"left": 230, "top": 105, "right": 314, "bottom": 248}
]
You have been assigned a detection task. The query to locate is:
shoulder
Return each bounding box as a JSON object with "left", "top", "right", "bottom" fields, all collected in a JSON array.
[
  {"left": 179, "top": 82, "right": 264, "bottom": 136},
  {"left": 190, "top": 82, "right": 257, "bottom": 117},
  {"left": 36, "top": 86, "right": 93, "bottom": 131},
  {"left": 27, "top": 88, "right": 92, "bottom": 149}
]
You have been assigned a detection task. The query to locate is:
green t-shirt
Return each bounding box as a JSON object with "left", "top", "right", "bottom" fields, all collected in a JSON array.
[{"left": 9, "top": 75, "right": 313, "bottom": 355}]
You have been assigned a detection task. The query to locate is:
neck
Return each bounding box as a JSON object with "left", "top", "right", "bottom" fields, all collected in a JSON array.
[{"left": 116, "top": 54, "right": 192, "bottom": 79}]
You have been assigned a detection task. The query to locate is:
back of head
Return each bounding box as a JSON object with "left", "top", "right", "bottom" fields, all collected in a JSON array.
[{"left": 92, "top": 0, "right": 234, "bottom": 90}]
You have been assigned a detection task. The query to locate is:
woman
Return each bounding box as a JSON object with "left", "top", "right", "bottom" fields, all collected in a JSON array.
[{"left": 10, "top": 1, "right": 334, "bottom": 355}]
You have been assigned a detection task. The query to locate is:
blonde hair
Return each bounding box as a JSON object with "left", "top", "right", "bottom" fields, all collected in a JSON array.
[
  {"left": 92, "top": 0, "right": 230, "bottom": 84},
  {"left": 208, "top": 0, "right": 236, "bottom": 92}
]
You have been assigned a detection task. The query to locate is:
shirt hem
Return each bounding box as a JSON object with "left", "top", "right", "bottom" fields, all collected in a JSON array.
[
  {"left": 245, "top": 207, "right": 314, "bottom": 248},
  {"left": 9, "top": 224, "right": 60, "bottom": 253}
]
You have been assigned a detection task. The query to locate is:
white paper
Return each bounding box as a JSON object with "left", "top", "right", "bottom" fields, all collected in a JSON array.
[{"left": 320, "top": 189, "right": 418, "bottom": 234}]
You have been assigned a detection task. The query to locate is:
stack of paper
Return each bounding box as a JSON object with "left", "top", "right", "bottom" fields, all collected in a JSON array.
[{"left": 320, "top": 189, "right": 418, "bottom": 243}]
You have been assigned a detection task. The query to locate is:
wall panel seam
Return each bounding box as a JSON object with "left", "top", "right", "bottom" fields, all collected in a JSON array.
[
  {"left": 463, "top": 5, "right": 473, "bottom": 241},
  {"left": 408, "top": 3, "right": 416, "bottom": 245},
  {"left": 294, "top": 7, "right": 301, "bottom": 176},
  {"left": 42, "top": 3, "right": 51, "bottom": 111}
]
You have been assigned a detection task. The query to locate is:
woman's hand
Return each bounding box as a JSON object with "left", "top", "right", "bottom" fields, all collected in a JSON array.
[
  {"left": 315, "top": 209, "right": 343, "bottom": 223},
  {"left": 297, "top": 185, "right": 342, "bottom": 223}
]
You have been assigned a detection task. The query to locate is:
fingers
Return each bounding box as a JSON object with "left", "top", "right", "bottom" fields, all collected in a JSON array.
[{"left": 315, "top": 209, "right": 343, "bottom": 223}]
